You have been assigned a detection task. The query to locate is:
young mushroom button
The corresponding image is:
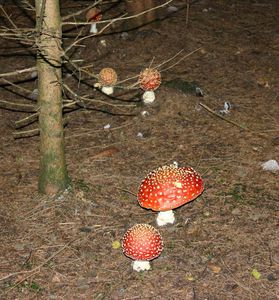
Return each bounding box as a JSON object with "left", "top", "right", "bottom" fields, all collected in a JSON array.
[
  {"left": 98, "top": 68, "right": 118, "bottom": 95},
  {"left": 137, "top": 164, "right": 204, "bottom": 226},
  {"left": 122, "top": 224, "right": 163, "bottom": 272},
  {"left": 139, "top": 68, "right": 161, "bottom": 104}
]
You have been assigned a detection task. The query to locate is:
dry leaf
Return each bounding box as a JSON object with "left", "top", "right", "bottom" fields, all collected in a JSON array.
[
  {"left": 251, "top": 268, "right": 261, "bottom": 280},
  {"left": 112, "top": 240, "right": 121, "bottom": 249},
  {"left": 208, "top": 263, "right": 221, "bottom": 273},
  {"left": 92, "top": 146, "right": 119, "bottom": 159}
]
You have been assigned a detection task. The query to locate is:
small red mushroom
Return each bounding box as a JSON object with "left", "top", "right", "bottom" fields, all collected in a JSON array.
[
  {"left": 86, "top": 7, "right": 102, "bottom": 34},
  {"left": 139, "top": 68, "right": 161, "bottom": 104},
  {"left": 98, "top": 67, "right": 118, "bottom": 95},
  {"left": 138, "top": 164, "right": 204, "bottom": 226},
  {"left": 122, "top": 224, "right": 163, "bottom": 271}
]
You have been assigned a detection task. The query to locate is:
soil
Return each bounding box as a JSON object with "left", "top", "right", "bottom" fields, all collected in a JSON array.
[{"left": 0, "top": 1, "right": 279, "bottom": 299}]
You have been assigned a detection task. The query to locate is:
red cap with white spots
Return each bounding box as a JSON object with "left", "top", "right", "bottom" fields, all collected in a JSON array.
[
  {"left": 138, "top": 164, "right": 204, "bottom": 212},
  {"left": 139, "top": 68, "right": 161, "bottom": 91},
  {"left": 122, "top": 224, "right": 163, "bottom": 261}
]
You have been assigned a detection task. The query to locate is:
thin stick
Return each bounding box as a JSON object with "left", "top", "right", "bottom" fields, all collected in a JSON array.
[
  {"left": 0, "top": 99, "right": 37, "bottom": 112},
  {"left": 186, "top": 0, "right": 190, "bottom": 27},
  {"left": 199, "top": 102, "right": 250, "bottom": 131},
  {"left": 1, "top": 77, "right": 34, "bottom": 94},
  {"left": 0, "top": 239, "right": 76, "bottom": 282},
  {"left": 0, "top": 5, "right": 18, "bottom": 29},
  {"left": 159, "top": 47, "right": 202, "bottom": 72},
  {"left": 62, "top": 0, "right": 173, "bottom": 26},
  {"left": 15, "top": 113, "right": 39, "bottom": 128},
  {"left": 0, "top": 67, "right": 36, "bottom": 78},
  {"left": 13, "top": 128, "right": 39, "bottom": 138},
  {"left": 62, "top": 0, "right": 102, "bottom": 21}
]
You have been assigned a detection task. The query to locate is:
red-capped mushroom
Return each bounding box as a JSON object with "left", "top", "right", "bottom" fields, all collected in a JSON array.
[
  {"left": 86, "top": 7, "right": 102, "bottom": 34},
  {"left": 122, "top": 224, "right": 163, "bottom": 271},
  {"left": 138, "top": 164, "right": 204, "bottom": 226},
  {"left": 139, "top": 68, "right": 161, "bottom": 104},
  {"left": 98, "top": 67, "right": 118, "bottom": 95}
]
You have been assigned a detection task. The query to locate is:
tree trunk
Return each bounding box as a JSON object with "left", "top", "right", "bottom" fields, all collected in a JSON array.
[
  {"left": 35, "top": 0, "right": 70, "bottom": 195},
  {"left": 125, "top": 0, "right": 158, "bottom": 30}
]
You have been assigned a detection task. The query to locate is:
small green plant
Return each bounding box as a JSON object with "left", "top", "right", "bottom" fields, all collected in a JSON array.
[
  {"left": 227, "top": 183, "right": 246, "bottom": 202},
  {"left": 75, "top": 179, "right": 91, "bottom": 192}
]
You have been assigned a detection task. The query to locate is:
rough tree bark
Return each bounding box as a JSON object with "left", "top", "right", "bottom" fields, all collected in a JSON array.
[
  {"left": 125, "top": 0, "right": 158, "bottom": 29},
  {"left": 35, "top": 0, "right": 70, "bottom": 195}
]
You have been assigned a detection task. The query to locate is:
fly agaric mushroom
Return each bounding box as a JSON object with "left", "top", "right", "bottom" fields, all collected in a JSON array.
[
  {"left": 98, "top": 67, "right": 118, "bottom": 95},
  {"left": 122, "top": 224, "right": 163, "bottom": 272},
  {"left": 139, "top": 68, "right": 161, "bottom": 104},
  {"left": 138, "top": 164, "right": 204, "bottom": 226},
  {"left": 86, "top": 7, "right": 102, "bottom": 34}
]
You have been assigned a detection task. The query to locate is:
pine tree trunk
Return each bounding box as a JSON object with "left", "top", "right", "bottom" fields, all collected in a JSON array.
[
  {"left": 125, "top": 0, "right": 158, "bottom": 29},
  {"left": 36, "top": 0, "right": 70, "bottom": 195}
]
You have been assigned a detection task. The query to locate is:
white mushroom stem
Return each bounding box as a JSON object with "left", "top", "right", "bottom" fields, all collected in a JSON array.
[
  {"left": 101, "top": 86, "right": 114, "bottom": 95},
  {"left": 142, "top": 91, "right": 155, "bottom": 104},
  {"left": 132, "top": 260, "right": 151, "bottom": 272},
  {"left": 156, "top": 210, "right": 175, "bottom": 226},
  {"left": 90, "top": 23, "right": 98, "bottom": 34}
]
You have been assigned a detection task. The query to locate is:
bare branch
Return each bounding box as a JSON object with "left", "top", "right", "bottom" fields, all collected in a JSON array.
[
  {"left": 158, "top": 47, "right": 202, "bottom": 72},
  {"left": 0, "top": 66, "right": 36, "bottom": 78},
  {"left": 0, "top": 99, "right": 37, "bottom": 112},
  {"left": 62, "top": 0, "right": 173, "bottom": 26},
  {"left": 0, "top": 78, "right": 34, "bottom": 95},
  {"left": 0, "top": 5, "right": 18, "bottom": 29},
  {"left": 15, "top": 113, "right": 39, "bottom": 128},
  {"left": 13, "top": 128, "right": 39, "bottom": 139},
  {"left": 63, "top": 83, "right": 136, "bottom": 109},
  {"left": 61, "top": 0, "right": 102, "bottom": 21}
]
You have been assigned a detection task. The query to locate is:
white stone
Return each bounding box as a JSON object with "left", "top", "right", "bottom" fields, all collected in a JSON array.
[
  {"left": 261, "top": 160, "right": 279, "bottom": 171},
  {"left": 103, "top": 124, "right": 111, "bottom": 129}
]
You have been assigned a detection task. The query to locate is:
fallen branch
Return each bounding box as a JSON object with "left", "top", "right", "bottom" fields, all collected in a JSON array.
[
  {"left": 1, "top": 239, "right": 77, "bottom": 293},
  {"left": 199, "top": 102, "right": 250, "bottom": 131},
  {"left": 199, "top": 102, "right": 269, "bottom": 139}
]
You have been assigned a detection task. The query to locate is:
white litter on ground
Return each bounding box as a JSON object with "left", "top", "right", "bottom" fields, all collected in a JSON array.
[
  {"left": 220, "top": 102, "right": 231, "bottom": 114},
  {"left": 103, "top": 124, "right": 111, "bottom": 129},
  {"left": 261, "top": 160, "right": 279, "bottom": 171}
]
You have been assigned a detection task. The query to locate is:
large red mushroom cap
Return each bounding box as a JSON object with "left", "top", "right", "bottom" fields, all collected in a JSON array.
[
  {"left": 139, "top": 68, "right": 161, "bottom": 91},
  {"left": 122, "top": 224, "right": 163, "bottom": 261},
  {"left": 138, "top": 164, "right": 204, "bottom": 212}
]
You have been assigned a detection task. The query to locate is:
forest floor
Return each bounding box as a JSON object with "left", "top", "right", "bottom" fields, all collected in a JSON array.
[{"left": 0, "top": 0, "right": 279, "bottom": 299}]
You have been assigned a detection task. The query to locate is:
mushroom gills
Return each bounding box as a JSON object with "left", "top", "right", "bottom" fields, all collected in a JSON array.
[
  {"left": 132, "top": 260, "right": 151, "bottom": 272},
  {"left": 156, "top": 210, "right": 175, "bottom": 226}
]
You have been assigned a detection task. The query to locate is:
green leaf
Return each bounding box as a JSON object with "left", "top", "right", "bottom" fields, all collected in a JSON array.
[{"left": 251, "top": 268, "right": 261, "bottom": 280}]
